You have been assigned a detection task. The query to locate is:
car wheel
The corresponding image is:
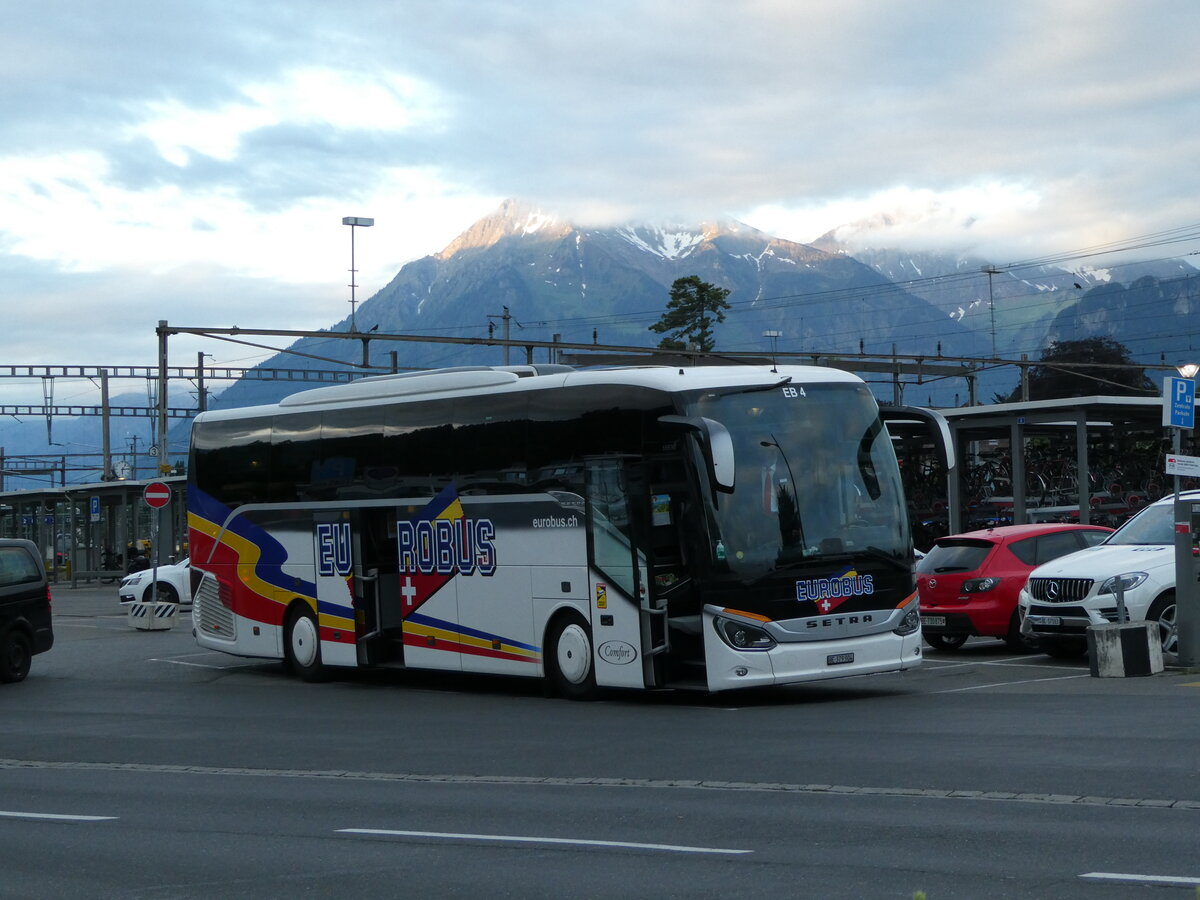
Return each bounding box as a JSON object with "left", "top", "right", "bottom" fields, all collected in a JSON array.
[
  {"left": 546, "top": 613, "right": 597, "bottom": 700},
  {"left": 1004, "top": 611, "right": 1039, "bottom": 652},
  {"left": 285, "top": 604, "right": 326, "bottom": 682},
  {"left": 1147, "top": 593, "right": 1178, "bottom": 656},
  {"left": 143, "top": 583, "right": 179, "bottom": 604},
  {"left": 0, "top": 628, "right": 32, "bottom": 683},
  {"left": 923, "top": 633, "right": 969, "bottom": 651},
  {"left": 1040, "top": 637, "right": 1087, "bottom": 659}
]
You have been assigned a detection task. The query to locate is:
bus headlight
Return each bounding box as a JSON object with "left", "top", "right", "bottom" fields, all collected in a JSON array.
[
  {"left": 893, "top": 605, "right": 921, "bottom": 636},
  {"left": 715, "top": 617, "right": 776, "bottom": 651}
]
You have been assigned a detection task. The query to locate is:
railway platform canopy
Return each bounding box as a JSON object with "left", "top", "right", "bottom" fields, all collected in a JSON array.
[
  {"left": 0, "top": 476, "right": 187, "bottom": 584},
  {"left": 935, "top": 394, "right": 1197, "bottom": 536}
]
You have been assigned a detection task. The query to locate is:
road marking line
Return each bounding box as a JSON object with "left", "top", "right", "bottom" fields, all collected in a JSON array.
[
  {"left": 1081, "top": 872, "right": 1200, "bottom": 886},
  {"left": 923, "top": 659, "right": 1084, "bottom": 673},
  {"left": 3, "top": 758, "right": 1196, "bottom": 810},
  {"left": 338, "top": 828, "right": 750, "bottom": 855},
  {"left": 148, "top": 658, "right": 262, "bottom": 670},
  {"left": 930, "top": 673, "right": 1091, "bottom": 693},
  {"left": 0, "top": 810, "right": 116, "bottom": 822}
]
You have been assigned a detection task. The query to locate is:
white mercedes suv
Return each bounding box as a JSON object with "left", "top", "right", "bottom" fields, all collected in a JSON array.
[{"left": 1017, "top": 490, "right": 1200, "bottom": 658}]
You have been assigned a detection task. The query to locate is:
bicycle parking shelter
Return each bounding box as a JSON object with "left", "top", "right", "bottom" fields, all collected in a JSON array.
[{"left": 938, "top": 395, "right": 1198, "bottom": 535}]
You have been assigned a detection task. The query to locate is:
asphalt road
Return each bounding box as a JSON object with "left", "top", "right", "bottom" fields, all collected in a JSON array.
[{"left": 1, "top": 584, "right": 1198, "bottom": 899}]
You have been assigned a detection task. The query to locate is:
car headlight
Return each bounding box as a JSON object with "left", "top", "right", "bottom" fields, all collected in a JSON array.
[
  {"left": 962, "top": 577, "right": 1001, "bottom": 593},
  {"left": 1099, "top": 572, "right": 1148, "bottom": 595},
  {"left": 714, "top": 616, "right": 776, "bottom": 651}
]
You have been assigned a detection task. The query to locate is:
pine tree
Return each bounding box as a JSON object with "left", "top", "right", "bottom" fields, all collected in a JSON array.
[{"left": 648, "top": 276, "right": 731, "bottom": 352}]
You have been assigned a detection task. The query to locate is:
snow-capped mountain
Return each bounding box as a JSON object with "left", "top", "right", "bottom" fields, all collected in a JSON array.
[{"left": 213, "top": 200, "right": 989, "bottom": 411}]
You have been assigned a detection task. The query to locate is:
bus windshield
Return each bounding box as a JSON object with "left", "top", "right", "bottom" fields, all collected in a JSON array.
[{"left": 686, "top": 382, "right": 909, "bottom": 579}]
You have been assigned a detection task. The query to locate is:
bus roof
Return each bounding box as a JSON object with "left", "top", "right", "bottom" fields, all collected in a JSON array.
[{"left": 194, "top": 363, "right": 867, "bottom": 423}]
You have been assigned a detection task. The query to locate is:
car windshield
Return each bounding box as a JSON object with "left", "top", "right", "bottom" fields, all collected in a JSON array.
[
  {"left": 685, "top": 381, "right": 909, "bottom": 579},
  {"left": 1106, "top": 502, "right": 1175, "bottom": 545}
]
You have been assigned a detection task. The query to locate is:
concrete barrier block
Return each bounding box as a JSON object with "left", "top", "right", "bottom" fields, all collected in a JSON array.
[{"left": 1087, "top": 621, "right": 1163, "bottom": 677}]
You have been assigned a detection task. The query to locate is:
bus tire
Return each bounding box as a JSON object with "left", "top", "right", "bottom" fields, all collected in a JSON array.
[
  {"left": 285, "top": 604, "right": 326, "bottom": 683},
  {"left": 546, "top": 613, "right": 597, "bottom": 701},
  {"left": 0, "top": 628, "right": 32, "bottom": 683}
]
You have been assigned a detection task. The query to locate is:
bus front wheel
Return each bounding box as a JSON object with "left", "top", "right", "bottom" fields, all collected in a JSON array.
[
  {"left": 285, "top": 604, "right": 326, "bottom": 682},
  {"left": 546, "top": 613, "right": 597, "bottom": 701}
]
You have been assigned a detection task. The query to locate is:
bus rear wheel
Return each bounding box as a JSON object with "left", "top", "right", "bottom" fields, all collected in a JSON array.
[
  {"left": 546, "top": 613, "right": 597, "bottom": 700},
  {"left": 285, "top": 604, "right": 326, "bottom": 682}
]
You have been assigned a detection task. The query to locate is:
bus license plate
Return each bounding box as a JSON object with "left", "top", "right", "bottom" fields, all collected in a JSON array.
[
  {"left": 827, "top": 652, "right": 854, "bottom": 666},
  {"left": 922, "top": 616, "right": 946, "bottom": 627}
]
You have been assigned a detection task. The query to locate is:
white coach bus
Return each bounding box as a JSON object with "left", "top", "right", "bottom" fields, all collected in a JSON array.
[{"left": 187, "top": 363, "right": 951, "bottom": 697}]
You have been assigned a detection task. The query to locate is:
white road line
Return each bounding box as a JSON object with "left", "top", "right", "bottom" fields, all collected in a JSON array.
[
  {"left": 338, "top": 828, "right": 751, "bottom": 855},
  {"left": 1081, "top": 871, "right": 1200, "bottom": 886},
  {"left": 5, "top": 759, "right": 1196, "bottom": 810},
  {"left": 148, "top": 658, "right": 262, "bottom": 670},
  {"left": 923, "top": 658, "right": 1085, "bottom": 672},
  {"left": 0, "top": 810, "right": 117, "bottom": 822},
  {"left": 930, "top": 673, "right": 1092, "bottom": 694}
]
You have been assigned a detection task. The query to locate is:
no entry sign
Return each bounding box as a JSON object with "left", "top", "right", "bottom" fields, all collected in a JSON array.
[{"left": 143, "top": 481, "right": 172, "bottom": 509}]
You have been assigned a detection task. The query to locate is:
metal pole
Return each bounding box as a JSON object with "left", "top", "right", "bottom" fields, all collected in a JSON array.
[
  {"left": 982, "top": 265, "right": 1000, "bottom": 358},
  {"left": 100, "top": 369, "right": 112, "bottom": 480},
  {"left": 196, "top": 352, "right": 207, "bottom": 413},
  {"left": 503, "top": 307, "right": 511, "bottom": 366},
  {"left": 1173, "top": 426, "right": 1199, "bottom": 667},
  {"left": 157, "top": 322, "right": 169, "bottom": 478},
  {"left": 156, "top": 322, "right": 171, "bottom": 557},
  {"left": 350, "top": 224, "right": 357, "bottom": 332}
]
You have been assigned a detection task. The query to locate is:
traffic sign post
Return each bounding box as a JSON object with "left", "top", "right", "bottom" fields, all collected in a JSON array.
[
  {"left": 129, "top": 481, "right": 176, "bottom": 631},
  {"left": 1164, "top": 377, "right": 1199, "bottom": 668}
]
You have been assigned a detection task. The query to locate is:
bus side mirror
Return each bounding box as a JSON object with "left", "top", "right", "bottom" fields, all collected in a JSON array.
[{"left": 659, "top": 415, "right": 736, "bottom": 494}]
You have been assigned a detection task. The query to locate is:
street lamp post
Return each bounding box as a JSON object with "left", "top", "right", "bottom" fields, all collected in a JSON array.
[
  {"left": 342, "top": 216, "right": 374, "bottom": 332},
  {"left": 1173, "top": 363, "right": 1199, "bottom": 667},
  {"left": 763, "top": 330, "right": 782, "bottom": 372}
]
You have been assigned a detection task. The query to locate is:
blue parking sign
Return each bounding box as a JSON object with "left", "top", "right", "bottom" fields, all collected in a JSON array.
[
  {"left": 1164, "top": 376, "right": 1196, "bottom": 429},
  {"left": 90, "top": 495, "right": 101, "bottom": 523}
]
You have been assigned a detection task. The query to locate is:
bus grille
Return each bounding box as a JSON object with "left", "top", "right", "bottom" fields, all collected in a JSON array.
[
  {"left": 195, "top": 573, "right": 236, "bottom": 638},
  {"left": 1027, "top": 577, "right": 1094, "bottom": 603}
]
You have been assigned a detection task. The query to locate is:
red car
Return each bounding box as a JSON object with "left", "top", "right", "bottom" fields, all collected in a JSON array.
[{"left": 916, "top": 523, "right": 1113, "bottom": 651}]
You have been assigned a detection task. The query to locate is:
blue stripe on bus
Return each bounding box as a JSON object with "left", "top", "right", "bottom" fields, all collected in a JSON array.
[{"left": 405, "top": 611, "right": 541, "bottom": 654}]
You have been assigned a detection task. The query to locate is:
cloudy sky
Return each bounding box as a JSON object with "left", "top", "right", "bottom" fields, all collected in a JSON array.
[{"left": 3, "top": 0, "right": 1200, "bottom": 405}]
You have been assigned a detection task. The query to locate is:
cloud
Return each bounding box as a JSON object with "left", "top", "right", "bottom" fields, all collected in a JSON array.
[{"left": 0, "top": 0, "right": 1199, "bottom": 399}]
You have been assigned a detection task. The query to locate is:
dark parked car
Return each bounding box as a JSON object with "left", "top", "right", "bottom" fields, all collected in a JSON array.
[
  {"left": 916, "top": 523, "right": 1112, "bottom": 651},
  {"left": 0, "top": 538, "right": 53, "bottom": 682}
]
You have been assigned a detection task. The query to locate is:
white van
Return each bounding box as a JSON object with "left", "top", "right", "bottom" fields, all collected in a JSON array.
[{"left": 1017, "top": 490, "right": 1200, "bottom": 658}]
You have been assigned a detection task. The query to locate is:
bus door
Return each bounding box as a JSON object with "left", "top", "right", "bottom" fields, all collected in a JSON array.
[
  {"left": 349, "top": 507, "right": 403, "bottom": 667},
  {"left": 585, "top": 456, "right": 689, "bottom": 689}
]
